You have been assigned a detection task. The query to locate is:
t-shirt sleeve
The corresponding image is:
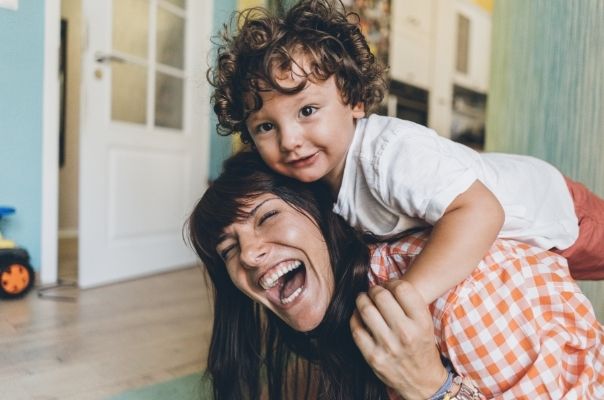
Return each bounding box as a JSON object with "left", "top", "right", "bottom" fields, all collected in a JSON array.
[{"left": 372, "top": 127, "right": 477, "bottom": 225}]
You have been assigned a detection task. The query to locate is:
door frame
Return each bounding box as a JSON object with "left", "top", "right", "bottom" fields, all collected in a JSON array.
[{"left": 41, "top": 0, "right": 61, "bottom": 285}]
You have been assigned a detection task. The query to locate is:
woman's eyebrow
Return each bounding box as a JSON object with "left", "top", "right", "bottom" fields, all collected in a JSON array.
[
  {"left": 248, "top": 197, "right": 278, "bottom": 217},
  {"left": 217, "top": 198, "right": 279, "bottom": 242}
]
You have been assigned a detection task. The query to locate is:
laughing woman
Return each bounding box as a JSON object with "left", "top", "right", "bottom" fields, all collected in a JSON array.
[{"left": 187, "top": 151, "right": 604, "bottom": 400}]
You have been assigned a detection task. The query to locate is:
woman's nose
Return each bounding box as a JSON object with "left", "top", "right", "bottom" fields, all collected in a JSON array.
[
  {"left": 279, "top": 123, "right": 304, "bottom": 151},
  {"left": 239, "top": 233, "right": 268, "bottom": 269}
]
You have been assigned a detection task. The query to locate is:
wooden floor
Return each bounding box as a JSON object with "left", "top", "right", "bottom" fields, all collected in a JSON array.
[{"left": 0, "top": 265, "right": 213, "bottom": 400}]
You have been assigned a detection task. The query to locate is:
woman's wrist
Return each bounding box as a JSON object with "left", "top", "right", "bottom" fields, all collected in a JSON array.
[
  {"left": 396, "top": 365, "right": 449, "bottom": 400},
  {"left": 423, "top": 373, "right": 485, "bottom": 400},
  {"left": 425, "top": 369, "right": 454, "bottom": 400}
]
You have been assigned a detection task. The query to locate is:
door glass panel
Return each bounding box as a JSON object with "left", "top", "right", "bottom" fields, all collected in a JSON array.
[
  {"left": 156, "top": 7, "right": 185, "bottom": 68},
  {"left": 112, "top": 63, "right": 148, "bottom": 124},
  {"left": 155, "top": 72, "right": 183, "bottom": 129},
  {"left": 113, "top": 0, "right": 149, "bottom": 58},
  {"left": 164, "top": 0, "right": 186, "bottom": 9}
]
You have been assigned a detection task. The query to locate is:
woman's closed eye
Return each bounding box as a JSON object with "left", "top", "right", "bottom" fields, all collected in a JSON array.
[
  {"left": 259, "top": 209, "right": 279, "bottom": 225},
  {"left": 218, "top": 242, "right": 237, "bottom": 260},
  {"left": 217, "top": 210, "right": 279, "bottom": 260},
  {"left": 299, "top": 105, "right": 317, "bottom": 118}
]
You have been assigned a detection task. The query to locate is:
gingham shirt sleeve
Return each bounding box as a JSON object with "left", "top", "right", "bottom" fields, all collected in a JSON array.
[{"left": 368, "top": 233, "right": 604, "bottom": 399}]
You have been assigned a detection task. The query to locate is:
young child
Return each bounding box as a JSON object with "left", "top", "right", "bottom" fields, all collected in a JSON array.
[{"left": 207, "top": 0, "right": 604, "bottom": 303}]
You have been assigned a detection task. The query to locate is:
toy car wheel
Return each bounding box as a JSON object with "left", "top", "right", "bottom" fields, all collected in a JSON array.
[{"left": 0, "top": 258, "right": 35, "bottom": 299}]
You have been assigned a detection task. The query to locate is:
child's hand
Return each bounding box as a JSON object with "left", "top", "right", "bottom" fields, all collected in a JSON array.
[{"left": 350, "top": 280, "right": 447, "bottom": 400}]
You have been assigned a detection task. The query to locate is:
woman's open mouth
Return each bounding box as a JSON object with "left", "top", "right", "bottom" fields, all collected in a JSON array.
[{"left": 260, "top": 260, "right": 307, "bottom": 305}]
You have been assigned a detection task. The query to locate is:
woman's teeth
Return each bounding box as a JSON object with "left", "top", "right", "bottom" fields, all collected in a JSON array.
[
  {"left": 281, "top": 286, "right": 303, "bottom": 304},
  {"left": 260, "top": 260, "right": 302, "bottom": 290}
]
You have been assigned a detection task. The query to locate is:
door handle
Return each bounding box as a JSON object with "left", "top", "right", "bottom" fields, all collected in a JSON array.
[{"left": 95, "top": 52, "right": 126, "bottom": 64}]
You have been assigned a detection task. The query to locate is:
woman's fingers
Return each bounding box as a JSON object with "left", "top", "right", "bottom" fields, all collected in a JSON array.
[
  {"left": 351, "top": 284, "right": 446, "bottom": 398},
  {"left": 349, "top": 309, "right": 377, "bottom": 358},
  {"left": 353, "top": 291, "right": 393, "bottom": 345},
  {"left": 366, "top": 284, "right": 412, "bottom": 331},
  {"left": 356, "top": 280, "right": 435, "bottom": 350},
  {"left": 382, "top": 279, "right": 433, "bottom": 327}
]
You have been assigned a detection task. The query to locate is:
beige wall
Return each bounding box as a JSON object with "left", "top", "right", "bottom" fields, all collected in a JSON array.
[{"left": 59, "top": 0, "right": 81, "bottom": 234}]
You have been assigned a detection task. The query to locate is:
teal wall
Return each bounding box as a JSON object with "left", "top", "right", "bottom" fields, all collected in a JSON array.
[
  {"left": 0, "top": 2, "right": 45, "bottom": 270},
  {"left": 487, "top": 0, "right": 604, "bottom": 320},
  {"left": 487, "top": 0, "right": 603, "bottom": 195},
  {"left": 209, "top": 0, "right": 238, "bottom": 180}
]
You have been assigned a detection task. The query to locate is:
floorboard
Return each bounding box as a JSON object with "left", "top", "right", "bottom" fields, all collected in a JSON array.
[{"left": 0, "top": 266, "right": 212, "bottom": 400}]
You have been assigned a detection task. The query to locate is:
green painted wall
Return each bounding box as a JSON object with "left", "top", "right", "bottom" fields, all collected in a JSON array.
[{"left": 487, "top": 0, "right": 604, "bottom": 320}]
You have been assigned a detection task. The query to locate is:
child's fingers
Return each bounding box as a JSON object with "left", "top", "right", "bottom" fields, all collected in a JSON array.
[{"left": 354, "top": 291, "right": 394, "bottom": 345}]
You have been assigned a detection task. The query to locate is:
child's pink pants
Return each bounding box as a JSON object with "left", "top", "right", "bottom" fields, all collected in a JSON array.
[{"left": 552, "top": 177, "right": 604, "bottom": 280}]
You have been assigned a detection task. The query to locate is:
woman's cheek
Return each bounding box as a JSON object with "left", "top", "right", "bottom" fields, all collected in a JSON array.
[{"left": 278, "top": 222, "right": 308, "bottom": 244}]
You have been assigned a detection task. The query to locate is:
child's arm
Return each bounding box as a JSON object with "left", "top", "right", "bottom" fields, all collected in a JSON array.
[{"left": 402, "top": 180, "right": 504, "bottom": 304}]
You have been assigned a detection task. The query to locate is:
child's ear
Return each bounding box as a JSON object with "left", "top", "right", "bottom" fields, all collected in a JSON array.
[{"left": 352, "top": 102, "right": 365, "bottom": 118}]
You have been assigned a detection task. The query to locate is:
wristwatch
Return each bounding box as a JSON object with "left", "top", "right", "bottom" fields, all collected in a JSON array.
[{"left": 444, "top": 376, "right": 484, "bottom": 400}]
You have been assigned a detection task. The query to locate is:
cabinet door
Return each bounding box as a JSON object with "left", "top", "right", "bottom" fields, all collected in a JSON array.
[
  {"left": 391, "top": 0, "right": 433, "bottom": 36},
  {"left": 453, "top": 2, "right": 491, "bottom": 92},
  {"left": 389, "top": 27, "right": 431, "bottom": 89}
]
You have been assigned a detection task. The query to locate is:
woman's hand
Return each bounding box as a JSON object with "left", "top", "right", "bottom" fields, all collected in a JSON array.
[{"left": 350, "top": 279, "right": 448, "bottom": 400}]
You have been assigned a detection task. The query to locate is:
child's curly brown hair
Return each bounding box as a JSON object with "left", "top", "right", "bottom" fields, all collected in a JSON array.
[{"left": 207, "top": 0, "right": 387, "bottom": 144}]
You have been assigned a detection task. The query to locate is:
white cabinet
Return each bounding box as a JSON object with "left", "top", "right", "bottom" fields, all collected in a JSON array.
[
  {"left": 427, "top": 0, "right": 492, "bottom": 136},
  {"left": 452, "top": 0, "right": 491, "bottom": 93},
  {"left": 388, "top": 0, "right": 491, "bottom": 137},
  {"left": 389, "top": 28, "right": 431, "bottom": 89},
  {"left": 391, "top": 0, "right": 433, "bottom": 36},
  {"left": 388, "top": 0, "right": 434, "bottom": 89}
]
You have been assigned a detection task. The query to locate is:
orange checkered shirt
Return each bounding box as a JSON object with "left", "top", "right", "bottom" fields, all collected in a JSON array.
[{"left": 367, "top": 232, "right": 604, "bottom": 399}]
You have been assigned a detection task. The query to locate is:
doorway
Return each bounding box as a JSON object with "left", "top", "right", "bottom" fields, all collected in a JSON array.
[
  {"left": 50, "top": 0, "right": 212, "bottom": 288},
  {"left": 58, "top": 0, "right": 81, "bottom": 283}
]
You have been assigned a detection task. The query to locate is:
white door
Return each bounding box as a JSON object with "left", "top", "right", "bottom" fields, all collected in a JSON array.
[{"left": 79, "top": 0, "right": 212, "bottom": 287}]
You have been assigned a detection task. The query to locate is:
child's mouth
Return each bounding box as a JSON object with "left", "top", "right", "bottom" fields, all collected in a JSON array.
[{"left": 288, "top": 153, "right": 318, "bottom": 168}]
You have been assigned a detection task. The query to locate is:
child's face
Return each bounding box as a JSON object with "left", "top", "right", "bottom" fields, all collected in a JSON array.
[{"left": 245, "top": 61, "right": 365, "bottom": 189}]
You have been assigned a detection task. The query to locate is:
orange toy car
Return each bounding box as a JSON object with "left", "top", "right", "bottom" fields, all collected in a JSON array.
[{"left": 0, "top": 206, "right": 35, "bottom": 299}]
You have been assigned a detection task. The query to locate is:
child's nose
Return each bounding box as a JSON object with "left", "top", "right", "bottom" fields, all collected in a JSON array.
[{"left": 279, "top": 124, "right": 304, "bottom": 151}]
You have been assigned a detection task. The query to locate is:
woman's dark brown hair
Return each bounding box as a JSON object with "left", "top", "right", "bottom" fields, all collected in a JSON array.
[
  {"left": 187, "top": 151, "right": 389, "bottom": 399},
  {"left": 207, "top": 0, "right": 387, "bottom": 144}
]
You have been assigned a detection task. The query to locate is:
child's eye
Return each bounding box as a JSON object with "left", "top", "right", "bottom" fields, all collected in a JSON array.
[
  {"left": 255, "top": 122, "right": 274, "bottom": 134},
  {"left": 299, "top": 106, "right": 317, "bottom": 118}
]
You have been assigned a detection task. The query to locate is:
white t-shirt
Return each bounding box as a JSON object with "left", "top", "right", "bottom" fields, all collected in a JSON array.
[{"left": 333, "top": 115, "right": 579, "bottom": 250}]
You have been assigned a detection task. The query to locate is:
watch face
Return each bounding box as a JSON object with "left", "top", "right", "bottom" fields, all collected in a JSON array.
[{"left": 447, "top": 376, "right": 483, "bottom": 400}]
